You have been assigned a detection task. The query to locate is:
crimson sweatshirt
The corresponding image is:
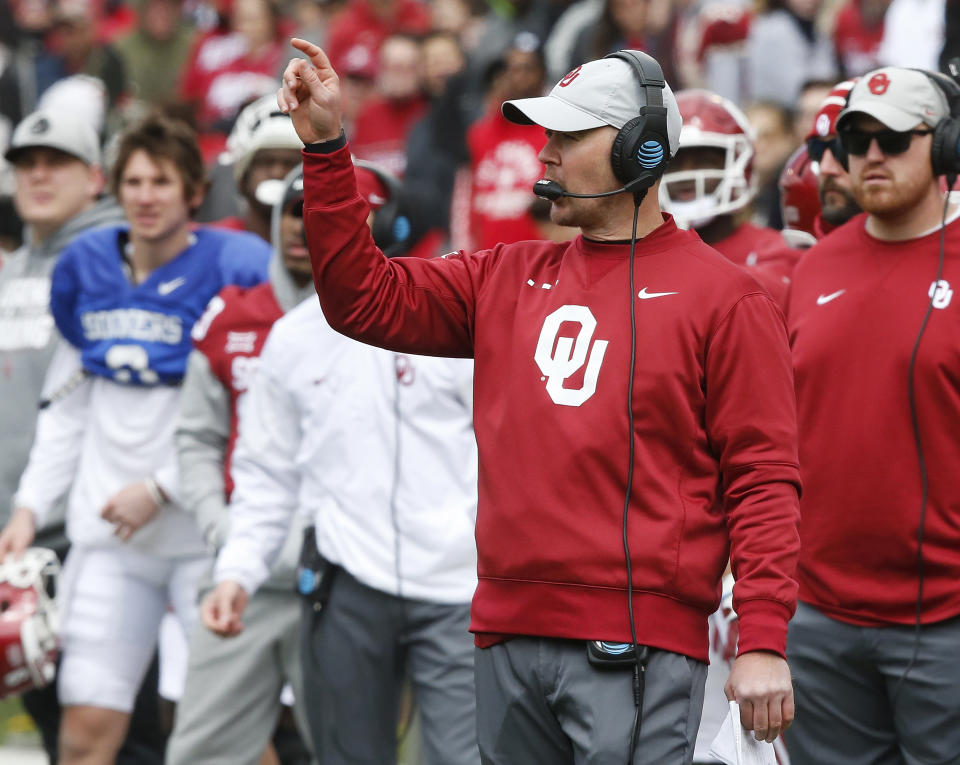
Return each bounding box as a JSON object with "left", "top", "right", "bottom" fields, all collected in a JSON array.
[
  {"left": 788, "top": 213, "right": 960, "bottom": 626},
  {"left": 303, "top": 146, "right": 801, "bottom": 661}
]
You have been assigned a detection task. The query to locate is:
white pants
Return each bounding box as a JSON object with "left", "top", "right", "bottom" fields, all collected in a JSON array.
[{"left": 56, "top": 545, "right": 208, "bottom": 712}]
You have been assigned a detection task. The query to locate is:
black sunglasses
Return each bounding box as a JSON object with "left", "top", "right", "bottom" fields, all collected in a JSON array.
[
  {"left": 285, "top": 199, "right": 305, "bottom": 218},
  {"left": 838, "top": 128, "right": 934, "bottom": 157},
  {"left": 806, "top": 136, "right": 843, "bottom": 163}
]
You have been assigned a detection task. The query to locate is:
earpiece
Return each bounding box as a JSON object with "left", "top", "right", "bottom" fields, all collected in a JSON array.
[
  {"left": 925, "top": 66, "right": 960, "bottom": 182},
  {"left": 603, "top": 51, "right": 672, "bottom": 195},
  {"left": 353, "top": 159, "right": 412, "bottom": 258}
]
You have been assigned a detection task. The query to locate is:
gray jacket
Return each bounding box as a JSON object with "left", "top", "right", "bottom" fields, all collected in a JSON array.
[
  {"left": 0, "top": 197, "right": 124, "bottom": 532},
  {"left": 176, "top": 169, "right": 315, "bottom": 591}
]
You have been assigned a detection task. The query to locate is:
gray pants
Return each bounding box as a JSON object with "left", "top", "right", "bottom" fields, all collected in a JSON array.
[
  {"left": 786, "top": 601, "right": 960, "bottom": 765},
  {"left": 300, "top": 567, "right": 479, "bottom": 765},
  {"left": 475, "top": 638, "right": 707, "bottom": 765},
  {"left": 166, "top": 589, "right": 313, "bottom": 765}
]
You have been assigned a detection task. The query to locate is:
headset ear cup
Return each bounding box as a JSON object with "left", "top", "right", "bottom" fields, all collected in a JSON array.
[
  {"left": 610, "top": 116, "right": 669, "bottom": 192},
  {"left": 931, "top": 117, "right": 960, "bottom": 179},
  {"left": 611, "top": 116, "right": 644, "bottom": 185}
]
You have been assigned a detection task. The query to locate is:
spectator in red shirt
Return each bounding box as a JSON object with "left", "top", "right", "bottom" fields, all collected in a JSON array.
[
  {"left": 456, "top": 33, "right": 548, "bottom": 250},
  {"left": 833, "top": 0, "right": 889, "bottom": 77},
  {"left": 179, "top": 0, "right": 288, "bottom": 160},
  {"left": 349, "top": 33, "right": 427, "bottom": 177},
  {"left": 325, "top": 0, "right": 431, "bottom": 76}
]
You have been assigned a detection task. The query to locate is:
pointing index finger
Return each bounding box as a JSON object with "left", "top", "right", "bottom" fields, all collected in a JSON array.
[{"left": 291, "top": 38, "right": 332, "bottom": 70}]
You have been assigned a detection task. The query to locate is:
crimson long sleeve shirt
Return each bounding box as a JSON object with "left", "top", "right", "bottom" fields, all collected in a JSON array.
[
  {"left": 789, "top": 213, "right": 960, "bottom": 626},
  {"left": 303, "top": 145, "right": 801, "bottom": 661}
]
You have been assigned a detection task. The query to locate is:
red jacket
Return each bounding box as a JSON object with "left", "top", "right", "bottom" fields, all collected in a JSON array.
[
  {"left": 788, "top": 214, "right": 960, "bottom": 626},
  {"left": 192, "top": 282, "right": 282, "bottom": 498},
  {"left": 303, "top": 146, "right": 801, "bottom": 661}
]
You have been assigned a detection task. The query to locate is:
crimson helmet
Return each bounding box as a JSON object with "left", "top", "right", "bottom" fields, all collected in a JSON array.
[
  {"left": 779, "top": 144, "right": 820, "bottom": 239},
  {"left": 0, "top": 548, "right": 60, "bottom": 699},
  {"left": 659, "top": 89, "right": 756, "bottom": 228}
]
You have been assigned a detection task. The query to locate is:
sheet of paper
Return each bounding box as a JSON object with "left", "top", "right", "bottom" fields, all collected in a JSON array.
[{"left": 706, "top": 701, "right": 777, "bottom": 765}]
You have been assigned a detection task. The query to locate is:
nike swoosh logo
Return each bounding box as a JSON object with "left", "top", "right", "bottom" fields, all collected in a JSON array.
[
  {"left": 637, "top": 287, "right": 679, "bottom": 300},
  {"left": 816, "top": 289, "right": 846, "bottom": 306},
  {"left": 158, "top": 277, "right": 186, "bottom": 296}
]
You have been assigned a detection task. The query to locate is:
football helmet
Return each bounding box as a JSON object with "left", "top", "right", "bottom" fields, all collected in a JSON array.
[
  {"left": 0, "top": 548, "right": 60, "bottom": 699},
  {"left": 660, "top": 89, "right": 756, "bottom": 228},
  {"left": 220, "top": 94, "right": 303, "bottom": 184},
  {"left": 779, "top": 144, "right": 820, "bottom": 241}
]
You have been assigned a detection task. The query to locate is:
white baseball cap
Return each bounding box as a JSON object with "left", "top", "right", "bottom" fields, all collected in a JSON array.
[
  {"left": 836, "top": 67, "right": 950, "bottom": 132},
  {"left": 222, "top": 94, "right": 304, "bottom": 183},
  {"left": 502, "top": 54, "right": 682, "bottom": 157},
  {"left": 5, "top": 109, "right": 101, "bottom": 166}
]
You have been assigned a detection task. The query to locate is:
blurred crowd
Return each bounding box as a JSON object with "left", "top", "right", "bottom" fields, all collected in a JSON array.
[{"left": 0, "top": 0, "right": 957, "bottom": 259}]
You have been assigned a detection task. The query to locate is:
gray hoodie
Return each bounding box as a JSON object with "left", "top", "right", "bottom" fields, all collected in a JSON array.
[
  {"left": 176, "top": 168, "right": 314, "bottom": 590},
  {"left": 0, "top": 197, "right": 124, "bottom": 531}
]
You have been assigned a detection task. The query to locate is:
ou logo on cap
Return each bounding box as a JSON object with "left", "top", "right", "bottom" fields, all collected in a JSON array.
[
  {"left": 559, "top": 67, "right": 582, "bottom": 87},
  {"left": 815, "top": 113, "right": 831, "bottom": 137},
  {"left": 868, "top": 73, "right": 891, "bottom": 96}
]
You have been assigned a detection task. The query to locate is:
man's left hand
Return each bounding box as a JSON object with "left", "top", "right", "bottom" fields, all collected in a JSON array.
[
  {"left": 724, "top": 650, "right": 794, "bottom": 743},
  {"left": 100, "top": 481, "right": 161, "bottom": 541}
]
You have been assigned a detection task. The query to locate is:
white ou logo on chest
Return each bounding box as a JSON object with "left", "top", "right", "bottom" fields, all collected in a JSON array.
[
  {"left": 929, "top": 280, "right": 953, "bottom": 310},
  {"left": 534, "top": 305, "right": 609, "bottom": 407}
]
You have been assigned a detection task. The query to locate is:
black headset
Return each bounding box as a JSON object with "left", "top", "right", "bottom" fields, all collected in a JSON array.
[
  {"left": 835, "top": 67, "right": 960, "bottom": 184},
  {"left": 925, "top": 70, "right": 960, "bottom": 180},
  {"left": 603, "top": 50, "right": 672, "bottom": 195},
  {"left": 353, "top": 159, "right": 412, "bottom": 258}
]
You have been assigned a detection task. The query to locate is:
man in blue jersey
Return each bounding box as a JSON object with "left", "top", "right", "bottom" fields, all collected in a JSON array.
[{"left": 0, "top": 115, "right": 270, "bottom": 765}]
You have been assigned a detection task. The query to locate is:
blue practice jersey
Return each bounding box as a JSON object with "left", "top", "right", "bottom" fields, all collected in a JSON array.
[{"left": 50, "top": 225, "right": 270, "bottom": 385}]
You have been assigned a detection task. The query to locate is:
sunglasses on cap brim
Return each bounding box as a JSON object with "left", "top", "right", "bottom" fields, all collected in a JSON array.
[{"left": 838, "top": 127, "right": 934, "bottom": 157}]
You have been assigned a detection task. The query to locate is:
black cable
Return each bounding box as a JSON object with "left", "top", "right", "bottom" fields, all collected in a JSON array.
[
  {"left": 893, "top": 188, "right": 952, "bottom": 700},
  {"left": 389, "top": 356, "right": 416, "bottom": 745},
  {"left": 623, "top": 201, "right": 643, "bottom": 763}
]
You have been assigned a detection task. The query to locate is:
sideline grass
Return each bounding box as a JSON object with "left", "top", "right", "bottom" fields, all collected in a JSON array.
[{"left": 0, "top": 696, "right": 40, "bottom": 747}]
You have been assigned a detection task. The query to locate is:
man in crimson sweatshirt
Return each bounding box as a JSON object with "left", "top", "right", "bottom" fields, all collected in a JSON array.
[
  {"left": 787, "top": 67, "right": 960, "bottom": 765},
  {"left": 272, "top": 39, "right": 800, "bottom": 763}
]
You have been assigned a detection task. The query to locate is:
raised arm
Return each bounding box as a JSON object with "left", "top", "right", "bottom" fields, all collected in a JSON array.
[
  {"left": 277, "top": 38, "right": 490, "bottom": 358},
  {"left": 277, "top": 38, "right": 344, "bottom": 145}
]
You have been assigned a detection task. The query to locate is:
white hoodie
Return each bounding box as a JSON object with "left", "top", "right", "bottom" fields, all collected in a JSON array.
[{"left": 215, "top": 299, "right": 478, "bottom": 603}]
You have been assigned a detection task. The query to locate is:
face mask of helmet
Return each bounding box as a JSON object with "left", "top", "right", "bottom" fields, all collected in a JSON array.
[{"left": 0, "top": 548, "right": 60, "bottom": 699}]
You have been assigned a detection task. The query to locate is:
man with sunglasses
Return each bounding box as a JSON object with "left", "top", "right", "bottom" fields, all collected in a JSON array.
[
  {"left": 803, "top": 78, "right": 863, "bottom": 238},
  {"left": 785, "top": 67, "right": 960, "bottom": 765}
]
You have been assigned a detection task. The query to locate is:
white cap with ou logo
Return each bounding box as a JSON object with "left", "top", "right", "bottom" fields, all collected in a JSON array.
[
  {"left": 5, "top": 109, "right": 101, "bottom": 166},
  {"left": 836, "top": 67, "right": 951, "bottom": 133},
  {"left": 501, "top": 56, "right": 682, "bottom": 157}
]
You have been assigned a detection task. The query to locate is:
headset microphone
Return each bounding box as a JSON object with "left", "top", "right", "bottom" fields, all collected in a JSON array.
[{"left": 532, "top": 179, "right": 641, "bottom": 200}]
